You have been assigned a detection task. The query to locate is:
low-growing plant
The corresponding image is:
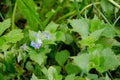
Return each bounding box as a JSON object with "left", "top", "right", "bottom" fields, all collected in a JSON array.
[{"left": 0, "top": 0, "right": 120, "bottom": 80}]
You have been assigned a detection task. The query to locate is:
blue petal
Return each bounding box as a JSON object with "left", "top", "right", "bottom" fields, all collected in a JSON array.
[{"left": 30, "top": 40, "right": 42, "bottom": 49}]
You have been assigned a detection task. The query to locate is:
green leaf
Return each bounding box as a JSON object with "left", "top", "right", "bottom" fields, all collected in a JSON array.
[
  {"left": 69, "top": 19, "right": 89, "bottom": 38},
  {"left": 90, "top": 48, "right": 120, "bottom": 73},
  {"left": 43, "top": 9, "right": 55, "bottom": 26},
  {"left": 31, "top": 74, "right": 40, "bottom": 80},
  {"left": 90, "top": 16, "right": 104, "bottom": 32},
  {"left": 4, "top": 52, "right": 15, "bottom": 73},
  {"left": 53, "top": 66, "right": 61, "bottom": 74},
  {"left": 97, "top": 37, "right": 120, "bottom": 47},
  {"left": 65, "top": 63, "right": 80, "bottom": 74},
  {"left": 102, "top": 25, "right": 116, "bottom": 37},
  {"left": 56, "top": 31, "right": 66, "bottom": 42},
  {"left": 59, "top": 24, "right": 68, "bottom": 33},
  {"left": 65, "top": 33, "right": 73, "bottom": 45},
  {"left": 55, "top": 50, "right": 70, "bottom": 66},
  {"left": 29, "top": 51, "right": 47, "bottom": 66},
  {"left": 29, "top": 30, "right": 37, "bottom": 40},
  {"left": 97, "top": 48, "right": 120, "bottom": 73},
  {"left": 72, "top": 53, "right": 89, "bottom": 73},
  {"left": 92, "top": 48, "right": 120, "bottom": 73},
  {"left": 26, "top": 61, "right": 34, "bottom": 71},
  {"left": 101, "top": 0, "right": 114, "bottom": 16},
  {"left": 80, "top": 29, "right": 104, "bottom": 47},
  {"left": 0, "top": 37, "right": 5, "bottom": 46},
  {"left": 0, "top": 43, "right": 10, "bottom": 51},
  {"left": 3, "top": 29, "right": 23, "bottom": 43},
  {"left": 80, "top": 36, "right": 95, "bottom": 47},
  {"left": 87, "top": 74, "right": 98, "bottom": 80},
  {"left": 0, "top": 19, "right": 11, "bottom": 36},
  {"left": 0, "top": 63, "right": 6, "bottom": 72},
  {"left": 89, "top": 46, "right": 102, "bottom": 68},
  {"left": 17, "top": 0, "right": 43, "bottom": 30},
  {"left": 90, "top": 28, "right": 105, "bottom": 41},
  {"left": 43, "top": 33, "right": 56, "bottom": 44},
  {"left": 65, "top": 74, "right": 76, "bottom": 80},
  {"left": 0, "top": 73, "right": 4, "bottom": 80},
  {"left": 47, "top": 66, "right": 62, "bottom": 80},
  {"left": 45, "top": 22, "right": 59, "bottom": 33}
]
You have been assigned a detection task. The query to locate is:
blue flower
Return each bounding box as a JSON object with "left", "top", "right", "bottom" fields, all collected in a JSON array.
[
  {"left": 34, "top": 33, "right": 38, "bottom": 37},
  {"left": 43, "top": 32, "right": 50, "bottom": 39},
  {"left": 30, "top": 39, "right": 42, "bottom": 49}
]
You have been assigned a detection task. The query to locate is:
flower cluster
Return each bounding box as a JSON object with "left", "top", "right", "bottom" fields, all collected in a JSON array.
[
  {"left": 30, "top": 39, "right": 42, "bottom": 49},
  {"left": 30, "top": 31, "right": 50, "bottom": 49}
]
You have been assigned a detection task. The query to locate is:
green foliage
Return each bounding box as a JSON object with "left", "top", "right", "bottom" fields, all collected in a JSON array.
[
  {"left": 47, "top": 66, "right": 62, "bottom": 80},
  {"left": 65, "top": 74, "right": 76, "bottom": 80},
  {"left": 95, "top": 48, "right": 119, "bottom": 73},
  {"left": 3, "top": 29, "right": 23, "bottom": 43},
  {"left": 65, "top": 63, "right": 80, "bottom": 74},
  {"left": 0, "top": 37, "right": 4, "bottom": 46},
  {"left": 17, "top": 0, "right": 43, "bottom": 30},
  {"left": 65, "top": 33, "right": 73, "bottom": 45},
  {"left": 0, "top": 19, "right": 11, "bottom": 36},
  {"left": 0, "top": 0, "right": 120, "bottom": 80},
  {"left": 69, "top": 19, "right": 89, "bottom": 38},
  {"left": 90, "top": 16, "right": 104, "bottom": 32},
  {"left": 4, "top": 51, "right": 15, "bottom": 73},
  {"left": 31, "top": 74, "right": 41, "bottom": 80},
  {"left": 72, "top": 53, "right": 89, "bottom": 73},
  {"left": 56, "top": 31, "right": 66, "bottom": 42},
  {"left": 55, "top": 50, "right": 70, "bottom": 66},
  {"left": 101, "top": 0, "right": 114, "bottom": 17},
  {"left": 45, "top": 22, "right": 59, "bottom": 33},
  {"left": 29, "top": 51, "right": 47, "bottom": 66}
]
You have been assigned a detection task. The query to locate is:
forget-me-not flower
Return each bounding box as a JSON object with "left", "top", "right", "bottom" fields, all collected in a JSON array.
[
  {"left": 30, "top": 39, "right": 42, "bottom": 49},
  {"left": 34, "top": 33, "right": 38, "bottom": 37},
  {"left": 30, "top": 31, "right": 50, "bottom": 49}
]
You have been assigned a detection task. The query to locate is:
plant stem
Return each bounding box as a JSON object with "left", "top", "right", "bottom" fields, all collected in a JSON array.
[
  {"left": 107, "top": 71, "right": 113, "bottom": 80},
  {"left": 71, "top": 2, "right": 100, "bottom": 19},
  {"left": 56, "top": 2, "right": 100, "bottom": 22},
  {"left": 108, "top": 0, "right": 120, "bottom": 9},
  {"left": 81, "top": 2, "right": 100, "bottom": 14},
  {"left": 114, "top": 15, "right": 120, "bottom": 26},
  {"left": 74, "top": 0, "right": 81, "bottom": 18},
  {"left": 56, "top": 11, "right": 75, "bottom": 22},
  {"left": 11, "top": 0, "right": 17, "bottom": 30},
  {"left": 0, "top": 12, "right": 4, "bottom": 20}
]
